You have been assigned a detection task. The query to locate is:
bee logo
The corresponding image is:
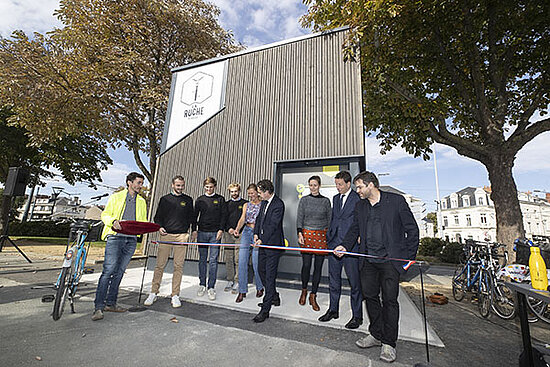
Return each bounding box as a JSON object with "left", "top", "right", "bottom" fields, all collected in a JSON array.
[
  {"left": 213, "top": 200, "right": 219, "bottom": 204},
  {"left": 180, "top": 202, "right": 186, "bottom": 206},
  {"left": 296, "top": 184, "right": 306, "bottom": 199}
]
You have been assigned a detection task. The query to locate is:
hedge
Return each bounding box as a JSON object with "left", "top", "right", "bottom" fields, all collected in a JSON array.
[
  {"left": 419, "top": 237, "right": 464, "bottom": 264},
  {"left": 8, "top": 221, "right": 71, "bottom": 237}
]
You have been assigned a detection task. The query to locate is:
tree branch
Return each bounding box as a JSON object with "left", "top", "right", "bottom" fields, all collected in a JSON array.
[
  {"left": 131, "top": 141, "right": 151, "bottom": 182},
  {"left": 508, "top": 117, "right": 550, "bottom": 152}
]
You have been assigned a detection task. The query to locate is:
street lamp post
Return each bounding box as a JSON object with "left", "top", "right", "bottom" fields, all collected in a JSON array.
[{"left": 433, "top": 145, "right": 443, "bottom": 239}]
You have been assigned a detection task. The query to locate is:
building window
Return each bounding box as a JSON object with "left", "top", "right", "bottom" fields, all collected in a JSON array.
[
  {"left": 451, "top": 199, "right": 458, "bottom": 208},
  {"left": 463, "top": 196, "right": 470, "bottom": 207},
  {"left": 443, "top": 216, "right": 448, "bottom": 227},
  {"left": 441, "top": 201, "right": 447, "bottom": 209},
  {"left": 454, "top": 215, "right": 459, "bottom": 225},
  {"left": 478, "top": 197, "right": 484, "bottom": 206},
  {"left": 466, "top": 215, "right": 471, "bottom": 226},
  {"left": 480, "top": 214, "right": 487, "bottom": 225}
]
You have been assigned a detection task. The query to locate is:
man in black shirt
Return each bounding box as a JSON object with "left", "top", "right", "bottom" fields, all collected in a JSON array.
[
  {"left": 223, "top": 183, "right": 247, "bottom": 293},
  {"left": 144, "top": 175, "right": 195, "bottom": 308},
  {"left": 334, "top": 171, "right": 419, "bottom": 363},
  {"left": 192, "top": 177, "right": 227, "bottom": 301}
]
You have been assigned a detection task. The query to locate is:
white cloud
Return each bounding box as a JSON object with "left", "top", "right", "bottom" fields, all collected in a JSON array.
[
  {"left": 514, "top": 131, "right": 550, "bottom": 173},
  {"left": 210, "top": 0, "right": 309, "bottom": 47},
  {"left": 0, "top": 0, "right": 61, "bottom": 37}
]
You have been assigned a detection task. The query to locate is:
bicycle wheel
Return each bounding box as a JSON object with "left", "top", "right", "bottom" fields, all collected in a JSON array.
[
  {"left": 452, "top": 266, "right": 466, "bottom": 302},
  {"left": 527, "top": 297, "right": 550, "bottom": 324},
  {"left": 491, "top": 280, "right": 516, "bottom": 320},
  {"left": 52, "top": 266, "right": 72, "bottom": 321},
  {"left": 478, "top": 271, "right": 491, "bottom": 318}
]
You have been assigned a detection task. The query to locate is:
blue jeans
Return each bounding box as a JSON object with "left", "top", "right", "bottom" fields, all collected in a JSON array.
[
  {"left": 238, "top": 226, "right": 263, "bottom": 293},
  {"left": 94, "top": 235, "right": 137, "bottom": 310},
  {"left": 198, "top": 231, "right": 220, "bottom": 289}
]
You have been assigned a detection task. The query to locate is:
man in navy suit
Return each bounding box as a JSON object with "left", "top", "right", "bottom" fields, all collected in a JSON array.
[
  {"left": 318, "top": 171, "right": 363, "bottom": 329},
  {"left": 253, "top": 179, "right": 285, "bottom": 323},
  {"left": 335, "top": 171, "right": 419, "bottom": 363}
]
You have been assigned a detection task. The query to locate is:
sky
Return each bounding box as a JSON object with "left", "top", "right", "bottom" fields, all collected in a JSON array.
[{"left": 1, "top": 0, "right": 549, "bottom": 212}]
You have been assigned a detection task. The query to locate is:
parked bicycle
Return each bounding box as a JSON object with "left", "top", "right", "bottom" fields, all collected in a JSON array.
[
  {"left": 499, "top": 238, "right": 550, "bottom": 324},
  {"left": 452, "top": 240, "right": 509, "bottom": 318},
  {"left": 52, "top": 219, "right": 100, "bottom": 321}
]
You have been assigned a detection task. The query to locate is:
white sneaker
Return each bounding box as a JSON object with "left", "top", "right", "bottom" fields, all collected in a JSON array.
[
  {"left": 208, "top": 288, "right": 216, "bottom": 300},
  {"left": 380, "top": 344, "right": 396, "bottom": 363},
  {"left": 231, "top": 282, "right": 239, "bottom": 294},
  {"left": 355, "top": 334, "right": 382, "bottom": 349},
  {"left": 171, "top": 295, "right": 181, "bottom": 308},
  {"left": 144, "top": 293, "right": 157, "bottom": 306},
  {"left": 224, "top": 281, "right": 234, "bottom": 292},
  {"left": 197, "top": 286, "right": 206, "bottom": 297}
]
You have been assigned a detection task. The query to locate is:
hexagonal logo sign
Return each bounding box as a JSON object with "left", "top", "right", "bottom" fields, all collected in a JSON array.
[{"left": 181, "top": 72, "right": 214, "bottom": 105}]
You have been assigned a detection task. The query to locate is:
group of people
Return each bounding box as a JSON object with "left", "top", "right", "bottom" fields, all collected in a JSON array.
[{"left": 91, "top": 170, "right": 419, "bottom": 363}]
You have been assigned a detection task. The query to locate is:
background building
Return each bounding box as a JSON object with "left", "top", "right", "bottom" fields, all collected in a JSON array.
[
  {"left": 440, "top": 187, "right": 550, "bottom": 242},
  {"left": 16, "top": 195, "right": 87, "bottom": 221},
  {"left": 380, "top": 185, "right": 433, "bottom": 239}
]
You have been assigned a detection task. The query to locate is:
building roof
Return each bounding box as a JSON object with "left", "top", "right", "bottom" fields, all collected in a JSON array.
[
  {"left": 380, "top": 185, "right": 406, "bottom": 195},
  {"left": 171, "top": 27, "right": 348, "bottom": 73}
]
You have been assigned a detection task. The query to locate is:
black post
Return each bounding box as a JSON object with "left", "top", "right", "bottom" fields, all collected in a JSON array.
[
  {"left": 0, "top": 196, "right": 32, "bottom": 263},
  {"left": 128, "top": 240, "right": 149, "bottom": 312},
  {"left": 419, "top": 263, "right": 430, "bottom": 363}
]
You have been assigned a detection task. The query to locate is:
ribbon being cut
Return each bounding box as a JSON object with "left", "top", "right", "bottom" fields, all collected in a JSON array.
[{"left": 152, "top": 240, "right": 417, "bottom": 270}]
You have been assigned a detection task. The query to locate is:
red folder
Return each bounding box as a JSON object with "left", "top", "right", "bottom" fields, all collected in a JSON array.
[{"left": 113, "top": 221, "right": 161, "bottom": 235}]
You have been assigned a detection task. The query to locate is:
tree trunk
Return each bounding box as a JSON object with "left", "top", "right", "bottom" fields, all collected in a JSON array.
[{"left": 485, "top": 155, "right": 525, "bottom": 262}]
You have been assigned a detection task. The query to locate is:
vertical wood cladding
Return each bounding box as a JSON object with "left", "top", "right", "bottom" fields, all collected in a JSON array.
[{"left": 149, "top": 30, "right": 363, "bottom": 259}]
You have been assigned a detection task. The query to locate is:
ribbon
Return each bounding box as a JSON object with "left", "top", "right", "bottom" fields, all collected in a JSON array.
[{"left": 152, "top": 240, "right": 419, "bottom": 270}]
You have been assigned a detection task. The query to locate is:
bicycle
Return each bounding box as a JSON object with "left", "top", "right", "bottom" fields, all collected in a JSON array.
[
  {"left": 52, "top": 219, "right": 100, "bottom": 321},
  {"left": 496, "top": 238, "right": 550, "bottom": 323},
  {"left": 452, "top": 241, "right": 492, "bottom": 317}
]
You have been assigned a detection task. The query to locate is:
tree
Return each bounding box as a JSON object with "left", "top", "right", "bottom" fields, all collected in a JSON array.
[
  {"left": 0, "top": 0, "right": 242, "bottom": 185},
  {"left": 302, "top": 0, "right": 550, "bottom": 254},
  {"left": 426, "top": 212, "right": 438, "bottom": 236},
  {"left": 0, "top": 105, "right": 111, "bottom": 233}
]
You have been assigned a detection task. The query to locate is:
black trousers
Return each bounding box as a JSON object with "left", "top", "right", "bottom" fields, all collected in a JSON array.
[
  {"left": 301, "top": 253, "right": 325, "bottom": 293},
  {"left": 328, "top": 254, "right": 363, "bottom": 319},
  {"left": 258, "top": 247, "right": 282, "bottom": 313},
  {"left": 360, "top": 261, "right": 400, "bottom": 347}
]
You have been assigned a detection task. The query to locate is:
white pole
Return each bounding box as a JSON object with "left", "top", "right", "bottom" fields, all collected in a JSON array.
[
  {"left": 364, "top": 132, "right": 369, "bottom": 171},
  {"left": 433, "top": 144, "right": 443, "bottom": 239}
]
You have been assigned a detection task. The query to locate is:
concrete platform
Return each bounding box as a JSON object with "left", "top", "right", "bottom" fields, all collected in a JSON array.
[{"left": 82, "top": 268, "right": 444, "bottom": 347}]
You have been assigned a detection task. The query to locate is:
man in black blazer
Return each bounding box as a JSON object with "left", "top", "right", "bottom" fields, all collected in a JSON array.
[
  {"left": 253, "top": 179, "right": 285, "bottom": 323},
  {"left": 319, "top": 171, "right": 363, "bottom": 329},
  {"left": 335, "top": 171, "right": 419, "bottom": 363}
]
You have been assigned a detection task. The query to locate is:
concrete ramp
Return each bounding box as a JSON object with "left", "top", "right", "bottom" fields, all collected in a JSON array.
[{"left": 82, "top": 269, "right": 444, "bottom": 347}]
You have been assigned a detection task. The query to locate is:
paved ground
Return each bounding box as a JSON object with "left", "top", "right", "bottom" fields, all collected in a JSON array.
[{"left": 1, "top": 251, "right": 550, "bottom": 366}]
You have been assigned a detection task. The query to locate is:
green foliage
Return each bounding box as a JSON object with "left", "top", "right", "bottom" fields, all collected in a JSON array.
[
  {"left": 302, "top": 0, "right": 550, "bottom": 247},
  {"left": 8, "top": 221, "right": 71, "bottom": 237},
  {"left": 0, "top": 0, "right": 242, "bottom": 184},
  {"left": 418, "top": 237, "right": 445, "bottom": 257},
  {"left": 438, "top": 241, "right": 464, "bottom": 264},
  {"left": 426, "top": 212, "right": 437, "bottom": 235}
]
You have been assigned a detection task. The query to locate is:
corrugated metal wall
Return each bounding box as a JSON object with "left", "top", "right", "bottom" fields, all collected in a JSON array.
[{"left": 148, "top": 30, "right": 363, "bottom": 260}]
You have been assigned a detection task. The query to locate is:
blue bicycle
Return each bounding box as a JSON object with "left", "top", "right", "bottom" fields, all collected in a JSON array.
[
  {"left": 452, "top": 241, "right": 494, "bottom": 318},
  {"left": 52, "top": 219, "right": 97, "bottom": 320}
]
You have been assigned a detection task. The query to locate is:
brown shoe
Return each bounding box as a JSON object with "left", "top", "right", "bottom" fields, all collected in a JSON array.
[
  {"left": 309, "top": 293, "right": 320, "bottom": 311},
  {"left": 256, "top": 289, "right": 264, "bottom": 298},
  {"left": 236, "top": 293, "right": 246, "bottom": 303},
  {"left": 299, "top": 288, "right": 308, "bottom": 306},
  {"left": 104, "top": 304, "right": 127, "bottom": 313}
]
